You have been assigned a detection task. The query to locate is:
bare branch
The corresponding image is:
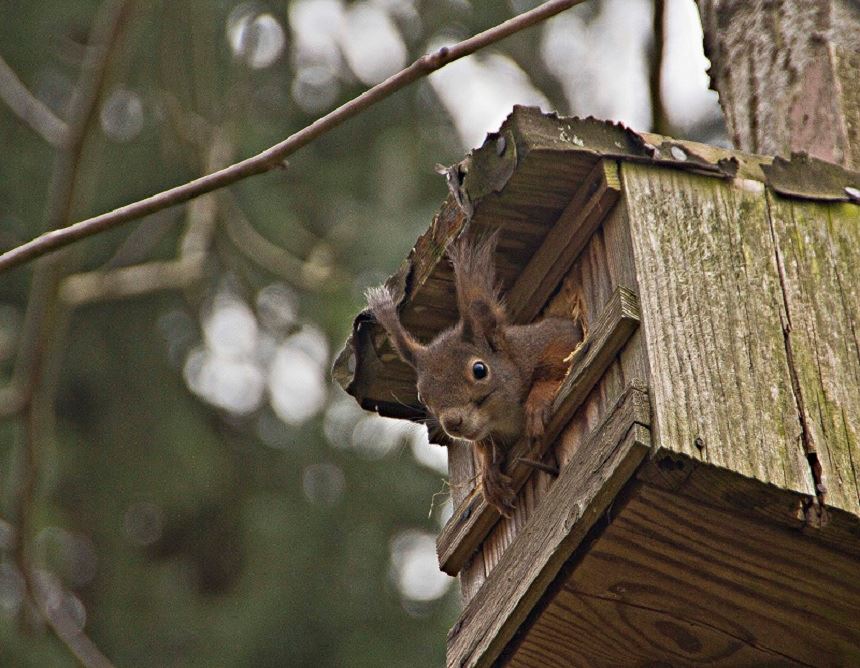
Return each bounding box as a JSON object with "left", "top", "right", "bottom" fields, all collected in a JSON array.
[
  {"left": 59, "top": 257, "right": 205, "bottom": 305},
  {"left": 220, "top": 192, "right": 338, "bottom": 291},
  {"left": 8, "top": 2, "right": 131, "bottom": 666},
  {"left": 0, "top": 54, "right": 68, "bottom": 146},
  {"left": 40, "top": 601, "right": 115, "bottom": 668},
  {"left": 13, "top": 556, "right": 115, "bottom": 668},
  {"left": 0, "top": 0, "right": 588, "bottom": 274},
  {"left": 45, "top": 1, "right": 135, "bottom": 232},
  {"left": 8, "top": 0, "right": 132, "bottom": 416}
]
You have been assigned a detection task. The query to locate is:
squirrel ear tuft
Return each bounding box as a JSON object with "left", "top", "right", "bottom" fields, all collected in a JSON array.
[
  {"left": 448, "top": 233, "right": 508, "bottom": 350},
  {"left": 462, "top": 300, "right": 507, "bottom": 351},
  {"left": 365, "top": 285, "right": 423, "bottom": 368}
]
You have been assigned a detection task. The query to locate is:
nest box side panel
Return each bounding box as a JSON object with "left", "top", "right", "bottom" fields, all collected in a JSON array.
[{"left": 623, "top": 162, "right": 815, "bottom": 500}]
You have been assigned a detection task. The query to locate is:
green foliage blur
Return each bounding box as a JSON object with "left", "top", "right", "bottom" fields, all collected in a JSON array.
[{"left": 0, "top": 0, "right": 723, "bottom": 665}]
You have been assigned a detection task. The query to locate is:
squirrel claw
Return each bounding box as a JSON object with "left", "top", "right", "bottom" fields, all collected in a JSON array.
[
  {"left": 481, "top": 466, "right": 516, "bottom": 517},
  {"left": 525, "top": 402, "right": 552, "bottom": 443}
]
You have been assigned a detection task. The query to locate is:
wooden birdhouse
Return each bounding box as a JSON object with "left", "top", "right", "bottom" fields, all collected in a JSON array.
[{"left": 332, "top": 106, "right": 860, "bottom": 666}]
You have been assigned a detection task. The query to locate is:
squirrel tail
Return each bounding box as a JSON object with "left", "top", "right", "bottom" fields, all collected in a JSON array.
[{"left": 365, "top": 285, "right": 423, "bottom": 368}]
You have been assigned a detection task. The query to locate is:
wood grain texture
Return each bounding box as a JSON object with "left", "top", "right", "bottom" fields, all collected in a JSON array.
[
  {"left": 436, "top": 287, "right": 641, "bottom": 576},
  {"left": 636, "top": 447, "right": 860, "bottom": 560},
  {"left": 507, "top": 589, "right": 792, "bottom": 667},
  {"left": 623, "top": 163, "right": 815, "bottom": 499},
  {"left": 505, "top": 481, "right": 860, "bottom": 666},
  {"left": 446, "top": 441, "right": 476, "bottom": 508},
  {"left": 479, "top": 470, "right": 543, "bottom": 578},
  {"left": 766, "top": 193, "right": 860, "bottom": 517},
  {"left": 446, "top": 441, "right": 486, "bottom": 603},
  {"left": 446, "top": 386, "right": 651, "bottom": 668},
  {"left": 507, "top": 160, "right": 621, "bottom": 323},
  {"left": 602, "top": 194, "right": 651, "bottom": 386}
]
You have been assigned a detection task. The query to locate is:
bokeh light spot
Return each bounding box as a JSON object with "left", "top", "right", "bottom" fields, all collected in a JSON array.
[
  {"left": 302, "top": 463, "right": 346, "bottom": 506},
  {"left": 389, "top": 531, "right": 452, "bottom": 602},
  {"left": 100, "top": 87, "right": 144, "bottom": 143},
  {"left": 228, "top": 6, "right": 287, "bottom": 69}
]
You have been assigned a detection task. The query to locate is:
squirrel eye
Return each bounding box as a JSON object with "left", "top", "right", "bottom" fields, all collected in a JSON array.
[{"left": 472, "top": 361, "right": 488, "bottom": 380}]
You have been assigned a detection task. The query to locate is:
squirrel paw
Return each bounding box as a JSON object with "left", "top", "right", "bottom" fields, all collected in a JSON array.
[
  {"left": 525, "top": 400, "right": 552, "bottom": 444},
  {"left": 481, "top": 468, "right": 516, "bottom": 517}
]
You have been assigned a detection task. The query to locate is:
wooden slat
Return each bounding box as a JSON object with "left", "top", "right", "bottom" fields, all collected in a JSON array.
[
  {"left": 637, "top": 447, "right": 860, "bottom": 560},
  {"left": 458, "top": 550, "right": 486, "bottom": 604},
  {"left": 765, "top": 193, "right": 860, "bottom": 517},
  {"left": 447, "top": 441, "right": 475, "bottom": 508},
  {"left": 601, "top": 201, "right": 651, "bottom": 384},
  {"left": 507, "top": 159, "right": 621, "bottom": 324},
  {"left": 446, "top": 385, "right": 652, "bottom": 668},
  {"left": 436, "top": 287, "right": 641, "bottom": 575},
  {"left": 449, "top": 443, "right": 485, "bottom": 603},
  {"left": 549, "top": 287, "right": 640, "bottom": 442}
]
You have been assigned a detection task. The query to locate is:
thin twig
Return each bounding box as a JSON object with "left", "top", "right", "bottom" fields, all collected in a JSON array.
[
  {"left": 0, "top": 0, "right": 588, "bottom": 274},
  {"left": 0, "top": 54, "right": 68, "bottom": 146}
]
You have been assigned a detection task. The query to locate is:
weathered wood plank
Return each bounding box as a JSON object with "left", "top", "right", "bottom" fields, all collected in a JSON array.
[
  {"left": 436, "top": 287, "right": 641, "bottom": 576},
  {"left": 637, "top": 447, "right": 860, "bottom": 560},
  {"left": 507, "top": 160, "right": 621, "bottom": 323},
  {"left": 766, "top": 193, "right": 860, "bottom": 517},
  {"left": 506, "top": 588, "right": 795, "bottom": 667},
  {"left": 521, "top": 482, "right": 860, "bottom": 666},
  {"left": 447, "top": 441, "right": 475, "bottom": 508},
  {"left": 601, "top": 195, "right": 651, "bottom": 385},
  {"left": 623, "top": 163, "right": 815, "bottom": 499},
  {"left": 458, "top": 551, "right": 486, "bottom": 604},
  {"left": 449, "top": 446, "right": 485, "bottom": 603},
  {"left": 446, "top": 386, "right": 651, "bottom": 668}
]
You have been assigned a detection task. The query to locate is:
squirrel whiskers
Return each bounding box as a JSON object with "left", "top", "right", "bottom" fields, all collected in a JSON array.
[{"left": 366, "top": 234, "right": 583, "bottom": 516}]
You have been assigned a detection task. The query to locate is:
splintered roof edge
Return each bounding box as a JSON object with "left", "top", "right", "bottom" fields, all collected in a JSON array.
[{"left": 332, "top": 105, "right": 860, "bottom": 420}]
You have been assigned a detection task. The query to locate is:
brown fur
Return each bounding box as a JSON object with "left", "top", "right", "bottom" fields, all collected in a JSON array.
[{"left": 366, "top": 235, "right": 583, "bottom": 516}]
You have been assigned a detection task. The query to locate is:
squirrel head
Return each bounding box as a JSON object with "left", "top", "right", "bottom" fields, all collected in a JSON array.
[{"left": 366, "top": 234, "right": 526, "bottom": 444}]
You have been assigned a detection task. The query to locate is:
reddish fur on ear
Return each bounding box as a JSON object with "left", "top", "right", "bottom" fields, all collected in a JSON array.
[
  {"left": 365, "top": 286, "right": 423, "bottom": 368},
  {"left": 447, "top": 233, "right": 508, "bottom": 350}
]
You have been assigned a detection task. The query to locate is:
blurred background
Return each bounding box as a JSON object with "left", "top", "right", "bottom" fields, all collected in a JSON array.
[{"left": 0, "top": 1, "right": 725, "bottom": 665}]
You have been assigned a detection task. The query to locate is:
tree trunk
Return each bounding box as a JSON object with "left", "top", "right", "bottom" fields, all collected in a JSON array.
[{"left": 697, "top": 0, "right": 860, "bottom": 168}]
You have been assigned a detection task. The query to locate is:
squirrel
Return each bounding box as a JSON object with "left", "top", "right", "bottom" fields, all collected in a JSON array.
[{"left": 365, "top": 234, "right": 583, "bottom": 516}]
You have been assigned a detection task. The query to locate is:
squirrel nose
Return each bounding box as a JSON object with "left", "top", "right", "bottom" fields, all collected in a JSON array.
[{"left": 443, "top": 415, "right": 464, "bottom": 436}]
